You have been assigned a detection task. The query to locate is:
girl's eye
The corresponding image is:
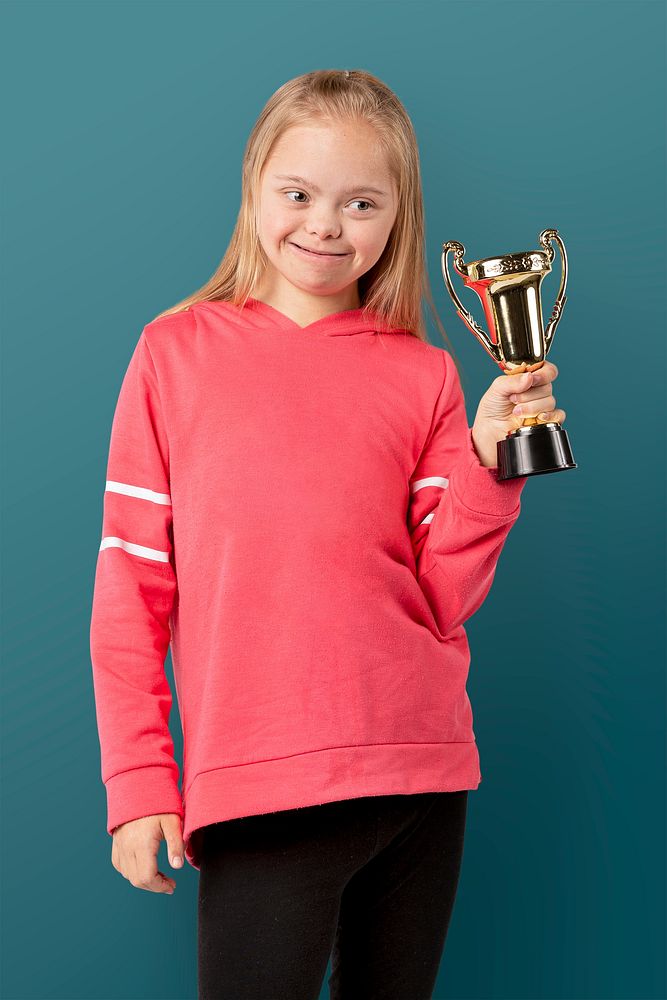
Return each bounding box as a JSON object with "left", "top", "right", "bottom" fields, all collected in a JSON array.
[
  {"left": 284, "top": 191, "right": 374, "bottom": 212},
  {"left": 349, "top": 199, "right": 374, "bottom": 212}
]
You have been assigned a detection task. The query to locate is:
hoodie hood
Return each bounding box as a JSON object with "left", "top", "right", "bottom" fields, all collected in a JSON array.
[{"left": 216, "top": 296, "right": 414, "bottom": 338}]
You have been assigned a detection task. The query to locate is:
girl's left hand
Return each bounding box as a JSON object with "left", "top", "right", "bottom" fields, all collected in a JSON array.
[{"left": 471, "top": 361, "right": 566, "bottom": 468}]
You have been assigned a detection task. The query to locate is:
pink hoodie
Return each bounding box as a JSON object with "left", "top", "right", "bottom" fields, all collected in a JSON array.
[{"left": 89, "top": 297, "right": 527, "bottom": 869}]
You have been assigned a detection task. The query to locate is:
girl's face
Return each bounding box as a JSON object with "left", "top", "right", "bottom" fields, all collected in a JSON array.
[{"left": 254, "top": 119, "right": 398, "bottom": 310}]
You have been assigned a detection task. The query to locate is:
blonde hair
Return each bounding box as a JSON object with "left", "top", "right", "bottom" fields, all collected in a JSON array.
[{"left": 154, "top": 68, "right": 455, "bottom": 354}]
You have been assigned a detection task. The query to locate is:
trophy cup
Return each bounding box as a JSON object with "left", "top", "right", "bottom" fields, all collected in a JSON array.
[{"left": 441, "top": 229, "right": 577, "bottom": 481}]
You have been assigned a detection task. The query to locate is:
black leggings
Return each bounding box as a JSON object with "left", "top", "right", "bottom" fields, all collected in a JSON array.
[{"left": 197, "top": 790, "right": 469, "bottom": 999}]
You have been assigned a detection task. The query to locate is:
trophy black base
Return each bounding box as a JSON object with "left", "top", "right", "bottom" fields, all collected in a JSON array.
[{"left": 497, "top": 422, "right": 577, "bottom": 481}]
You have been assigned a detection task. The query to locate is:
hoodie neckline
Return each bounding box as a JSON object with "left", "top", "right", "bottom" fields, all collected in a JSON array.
[{"left": 243, "top": 296, "right": 410, "bottom": 337}]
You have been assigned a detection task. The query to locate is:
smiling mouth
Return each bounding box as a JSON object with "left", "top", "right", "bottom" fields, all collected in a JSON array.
[{"left": 291, "top": 242, "right": 350, "bottom": 257}]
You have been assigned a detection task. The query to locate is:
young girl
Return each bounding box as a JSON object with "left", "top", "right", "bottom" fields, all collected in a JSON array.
[{"left": 90, "top": 69, "right": 562, "bottom": 999}]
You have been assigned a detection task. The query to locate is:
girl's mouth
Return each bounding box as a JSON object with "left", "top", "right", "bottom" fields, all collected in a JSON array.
[{"left": 289, "top": 242, "right": 351, "bottom": 261}]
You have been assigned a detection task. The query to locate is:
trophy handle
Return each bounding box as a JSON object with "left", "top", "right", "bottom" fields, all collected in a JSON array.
[
  {"left": 441, "top": 241, "right": 501, "bottom": 364},
  {"left": 538, "top": 229, "right": 568, "bottom": 354}
]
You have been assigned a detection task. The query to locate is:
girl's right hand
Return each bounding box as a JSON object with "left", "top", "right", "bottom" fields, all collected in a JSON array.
[{"left": 111, "top": 813, "right": 185, "bottom": 894}]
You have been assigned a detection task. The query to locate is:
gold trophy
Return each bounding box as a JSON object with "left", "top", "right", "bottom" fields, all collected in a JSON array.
[{"left": 441, "top": 229, "right": 577, "bottom": 480}]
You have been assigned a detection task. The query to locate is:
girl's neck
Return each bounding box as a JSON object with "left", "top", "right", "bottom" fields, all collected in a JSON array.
[{"left": 250, "top": 281, "right": 361, "bottom": 330}]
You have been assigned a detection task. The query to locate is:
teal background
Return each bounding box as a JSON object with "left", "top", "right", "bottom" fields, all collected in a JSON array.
[{"left": 2, "top": 1, "right": 664, "bottom": 998}]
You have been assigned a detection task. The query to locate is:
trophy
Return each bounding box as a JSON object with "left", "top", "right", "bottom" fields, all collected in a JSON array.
[{"left": 441, "top": 229, "right": 577, "bottom": 481}]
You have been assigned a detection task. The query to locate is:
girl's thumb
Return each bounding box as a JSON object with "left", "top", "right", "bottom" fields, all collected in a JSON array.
[
  {"left": 161, "top": 815, "right": 185, "bottom": 867},
  {"left": 167, "top": 836, "right": 184, "bottom": 866}
]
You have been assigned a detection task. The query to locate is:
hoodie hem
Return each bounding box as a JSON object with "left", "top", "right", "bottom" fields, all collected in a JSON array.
[{"left": 181, "top": 741, "right": 482, "bottom": 870}]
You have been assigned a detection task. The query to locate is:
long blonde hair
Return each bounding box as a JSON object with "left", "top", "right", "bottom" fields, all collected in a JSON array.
[{"left": 154, "top": 68, "right": 455, "bottom": 355}]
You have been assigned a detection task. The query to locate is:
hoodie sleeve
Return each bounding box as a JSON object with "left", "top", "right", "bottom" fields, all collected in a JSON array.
[
  {"left": 89, "top": 330, "right": 183, "bottom": 836},
  {"left": 407, "top": 348, "right": 528, "bottom": 638}
]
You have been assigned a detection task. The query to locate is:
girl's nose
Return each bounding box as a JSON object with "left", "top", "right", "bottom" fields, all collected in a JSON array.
[{"left": 306, "top": 210, "right": 342, "bottom": 240}]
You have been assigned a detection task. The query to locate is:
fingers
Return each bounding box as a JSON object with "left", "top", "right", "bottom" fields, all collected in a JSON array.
[
  {"left": 111, "top": 815, "right": 179, "bottom": 894},
  {"left": 498, "top": 362, "right": 563, "bottom": 424},
  {"left": 527, "top": 362, "right": 558, "bottom": 389},
  {"left": 511, "top": 393, "right": 556, "bottom": 416},
  {"left": 127, "top": 850, "right": 177, "bottom": 894},
  {"left": 532, "top": 361, "right": 558, "bottom": 382},
  {"left": 537, "top": 408, "right": 566, "bottom": 424},
  {"left": 504, "top": 360, "right": 558, "bottom": 396},
  {"left": 112, "top": 845, "right": 174, "bottom": 892},
  {"left": 507, "top": 362, "right": 559, "bottom": 411}
]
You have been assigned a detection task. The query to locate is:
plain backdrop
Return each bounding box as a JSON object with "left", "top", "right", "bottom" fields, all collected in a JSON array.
[{"left": 1, "top": 1, "right": 665, "bottom": 998}]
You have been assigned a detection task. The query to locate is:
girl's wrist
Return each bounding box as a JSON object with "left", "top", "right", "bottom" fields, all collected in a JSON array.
[{"left": 471, "top": 425, "right": 499, "bottom": 468}]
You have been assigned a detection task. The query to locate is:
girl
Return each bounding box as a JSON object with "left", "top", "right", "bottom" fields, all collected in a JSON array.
[{"left": 90, "top": 69, "right": 563, "bottom": 999}]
